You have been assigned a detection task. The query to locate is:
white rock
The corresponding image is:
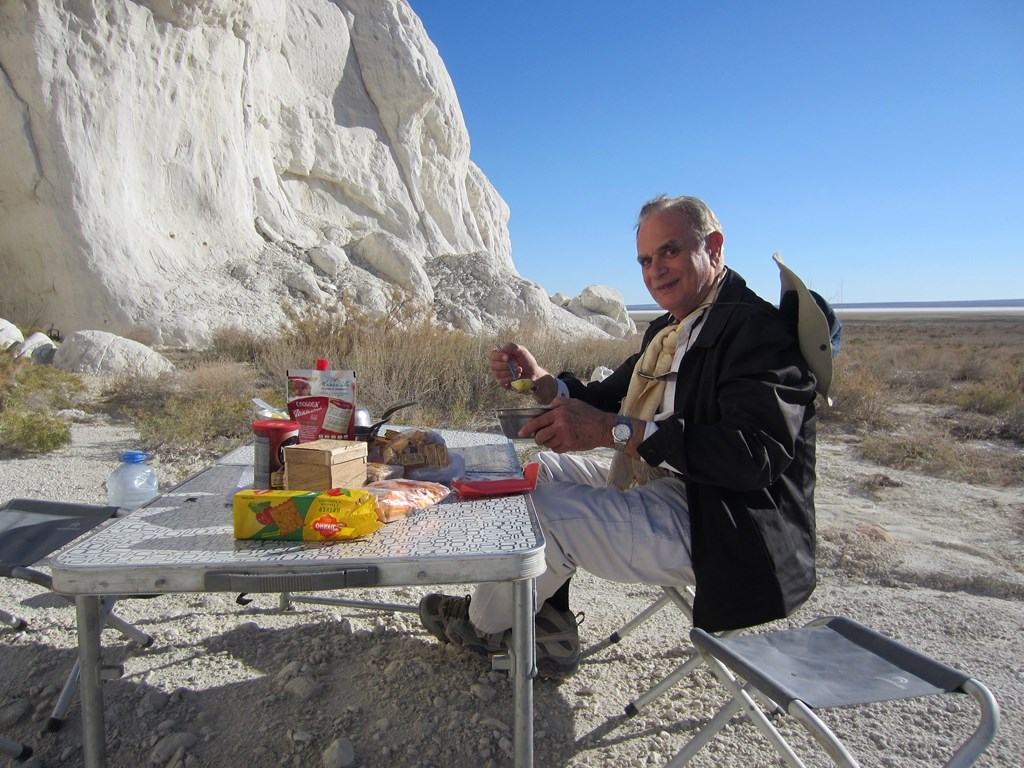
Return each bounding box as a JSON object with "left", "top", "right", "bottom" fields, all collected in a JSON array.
[
  {"left": 14, "top": 331, "right": 57, "bottom": 364},
  {"left": 549, "top": 293, "right": 571, "bottom": 308},
  {"left": 426, "top": 255, "right": 612, "bottom": 341},
  {"left": 566, "top": 285, "right": 637, "bottom": 336},
  {"left": 580, "top": 285, "right": 630, "bottom": 319},
  {"left": 308, "top": 243, "right": 350, "bottom": 278},
  {"left": 52, "top": 331, "right": 175, "bottom": 378},
  {"left": 0, "top": 318, "right": 24, "bottom": 350},
  {"left": 322, "top": 737, "right": 356, "bottom": 768},
  {"left": 349, "top": 231, "right": 434, "bottom": 304}
]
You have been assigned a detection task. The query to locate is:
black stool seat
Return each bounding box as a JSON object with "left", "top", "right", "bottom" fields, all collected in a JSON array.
[
  {"left": 692, "top": 615, "right": 969, "bottom": 710},
  {"left": 0, "top": 498, "right": 119, "bottom": 575}
]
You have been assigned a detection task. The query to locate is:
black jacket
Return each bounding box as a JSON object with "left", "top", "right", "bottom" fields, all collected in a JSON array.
[{"left": 560, "top": 268, "right": 817, "bottom": 631}]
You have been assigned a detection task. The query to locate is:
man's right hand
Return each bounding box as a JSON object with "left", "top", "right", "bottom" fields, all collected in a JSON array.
[{"left": 490, "top": 343, "right": 548, "bottom": 393}]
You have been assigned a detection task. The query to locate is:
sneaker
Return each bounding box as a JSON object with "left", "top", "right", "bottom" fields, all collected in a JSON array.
[
  {"left": 445, "top": 616, "right": 512, "bottom": 657},
  {"left": 534, "top": 603, "right": 583, "bottom": 681},
  {"left": 418, "top": 593, "right": 471, "bottom": 644}
]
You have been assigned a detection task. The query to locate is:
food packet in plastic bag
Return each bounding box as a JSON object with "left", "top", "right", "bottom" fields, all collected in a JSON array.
[
  {"left": 368, "top": 428, "right": 449, "bottom": 469},
  {"left": 364, "top": 478, "right": 451, "bottom": 523},
  {"left": 365, "top": 462, "right": 404, "bottom": 483}
]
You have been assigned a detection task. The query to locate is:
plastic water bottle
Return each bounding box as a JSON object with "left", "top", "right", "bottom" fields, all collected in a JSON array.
[{"left": 107, "top": 450, "right": 160, "bottom": 510}]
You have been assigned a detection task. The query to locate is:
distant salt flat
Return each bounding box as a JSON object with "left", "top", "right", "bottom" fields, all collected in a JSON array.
[{"left": 628, "top": 301, "right": 1024, "bottom": 324}]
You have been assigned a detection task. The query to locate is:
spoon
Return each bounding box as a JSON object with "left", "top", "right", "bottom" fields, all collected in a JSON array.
[{"left": 496, "top": 345, "right": 535, "bottom": 392}]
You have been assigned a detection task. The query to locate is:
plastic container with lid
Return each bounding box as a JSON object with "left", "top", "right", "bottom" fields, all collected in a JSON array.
[
  {"left": 252, "top": 419, "right": 300, "bottom": 489},
  {"left": 106, "top": 450, "right": 160, "bottom": 510}
]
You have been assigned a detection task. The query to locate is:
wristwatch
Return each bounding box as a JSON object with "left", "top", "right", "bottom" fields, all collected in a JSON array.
[{"left": 611, "top": 416, "right": 632, "bottom": 452}]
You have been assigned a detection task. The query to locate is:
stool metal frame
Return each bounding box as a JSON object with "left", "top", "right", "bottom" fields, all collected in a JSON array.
[{"left": 669, "top": 615, "right": 1000, "bottom": 768}]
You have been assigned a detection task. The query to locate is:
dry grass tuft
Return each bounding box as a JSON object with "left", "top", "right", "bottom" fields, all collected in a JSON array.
[{"left": 823, "top": 314, "right": 1024, "bottom": 485}]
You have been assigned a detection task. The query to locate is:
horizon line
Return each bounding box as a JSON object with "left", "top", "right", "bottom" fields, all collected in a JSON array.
[{"left": 627, "top": 298, "right": 1024, "bottom": 311}]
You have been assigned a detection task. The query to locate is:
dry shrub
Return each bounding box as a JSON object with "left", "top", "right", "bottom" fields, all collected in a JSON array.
[
  {"left": 0, "top": 354, "right": 83, "bottom": 454},
  {"left": 181, "top": 359, "right": 261, "bottom": 402},
  {"left": 825, "top": 315, "right": 1024, "bottom": 486},
  {"left": 860, "top": 425, "right": 1023, "bottom": 486},
  {"left": 208, "top": 324, "right": 272, "bottom": 367},
  {"left": 951, "top": 353, "right": 990, "bottom": 382},
  {"left": 820, "top": 353, "right": 891, "bottom": 428},
  {"left": 1001, "top": 405, "right": 1024, "bottom": 442},
  {"left": 0, "top": 354, "right": 86, "bottom": 412},
  {"left": 121, "top": 325, "right": 159, "bottom": 347},
  {"left": 0, "top": 410, "right": 72, "bottom": 454},
  {"left": 504, "top": 321, "right": 636, "bottom": 383},
  {"left": 954, "top": 383, "right": 1020, "bottom": 415},
  {"left": 100, "top": 360, "right": 261, "bottom": 462}
]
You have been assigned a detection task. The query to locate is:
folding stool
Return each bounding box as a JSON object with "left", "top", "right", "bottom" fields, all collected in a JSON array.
[
  {"left": 669, "top": 615, "right": 1000, "bottom": 768},
  {"left": 1, "top": 498, "right": 154, "bottom": 731}
]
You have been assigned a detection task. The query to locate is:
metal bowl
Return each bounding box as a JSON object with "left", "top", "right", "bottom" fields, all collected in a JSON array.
[{"left": 495, "top": 407, "right": 549, "bottom": 439}]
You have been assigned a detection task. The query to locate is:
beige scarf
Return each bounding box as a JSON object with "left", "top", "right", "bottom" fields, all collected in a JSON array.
[{"left": 606, "top": 274, "right": 724, "bottom": 490}]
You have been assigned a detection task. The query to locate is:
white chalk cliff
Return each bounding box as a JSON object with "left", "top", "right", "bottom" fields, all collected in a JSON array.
[{"left": 0, "top": 0, "right": 628, "bottom": 345}]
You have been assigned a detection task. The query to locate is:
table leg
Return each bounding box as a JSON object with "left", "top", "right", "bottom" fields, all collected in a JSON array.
[
  {"left": 511, "top": 578, "right": 536, "bottom": 768},
  {"left": 75, "top": 595, "right": 106, "bottom": 768}
]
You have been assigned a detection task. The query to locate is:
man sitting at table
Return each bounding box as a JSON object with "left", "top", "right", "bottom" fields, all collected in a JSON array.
[{"left": 419, "top": 194, "right": 823, "bottom": 680}]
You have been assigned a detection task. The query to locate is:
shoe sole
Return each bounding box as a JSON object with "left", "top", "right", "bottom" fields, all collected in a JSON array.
[{"left": 534, "top": 607, "right": 581, "bottom": 680}]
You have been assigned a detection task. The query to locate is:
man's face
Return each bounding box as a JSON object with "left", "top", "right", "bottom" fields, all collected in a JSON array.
[{"left": 636, "top": 209, "right": 723, "bottom": 320}]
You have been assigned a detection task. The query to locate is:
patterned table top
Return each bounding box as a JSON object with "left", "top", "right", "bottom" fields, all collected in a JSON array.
[{"left": 51, "top": 430, "right": 545, "bottom": 595}]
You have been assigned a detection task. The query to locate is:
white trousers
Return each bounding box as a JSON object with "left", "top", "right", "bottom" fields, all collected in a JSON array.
[{"left": 468, "top": 451, "right": 695, "bottom": 633}]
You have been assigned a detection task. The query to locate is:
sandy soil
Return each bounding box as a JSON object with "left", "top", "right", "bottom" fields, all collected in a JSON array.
[{"left": 1, "top": 420, "right": 1021, "bottom": 768}]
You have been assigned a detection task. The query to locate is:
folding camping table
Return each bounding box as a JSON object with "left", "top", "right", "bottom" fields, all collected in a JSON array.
[{"left": 51, "top": 430, "right": 546, "bottom": 768}]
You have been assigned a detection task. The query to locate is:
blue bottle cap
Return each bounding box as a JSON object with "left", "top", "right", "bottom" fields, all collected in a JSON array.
[{"left": 120, "top": 450, "right": 153, "bottom": 463}]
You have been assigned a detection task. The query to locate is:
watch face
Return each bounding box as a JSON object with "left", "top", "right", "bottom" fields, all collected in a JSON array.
[{"left": 613, "top": 422, "right": 631, "bottom": 442}]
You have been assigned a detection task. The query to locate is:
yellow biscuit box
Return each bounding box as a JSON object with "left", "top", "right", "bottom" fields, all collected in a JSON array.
[{"left": 233, "top": 488, "right": 382, "bottom": 542}]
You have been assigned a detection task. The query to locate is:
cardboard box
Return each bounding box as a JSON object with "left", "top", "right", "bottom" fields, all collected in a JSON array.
[
  {"left": 233, "top": 488, "right": 381, "bottom": 541},
  {"left": 285, "top": 439, "right": 368, "bottom": 491}
]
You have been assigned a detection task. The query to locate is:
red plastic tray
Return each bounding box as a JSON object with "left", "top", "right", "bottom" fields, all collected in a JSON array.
[{"left": 450, "top": 462, "right": 540, "bottom": 499}]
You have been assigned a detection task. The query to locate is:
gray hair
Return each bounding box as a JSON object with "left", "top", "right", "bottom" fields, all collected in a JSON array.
[{"left": 636, "top": 195, "right": 725, "bottom": 259}]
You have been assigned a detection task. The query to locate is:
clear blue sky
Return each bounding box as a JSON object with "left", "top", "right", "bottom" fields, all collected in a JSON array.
[{"left": 407, "top": 1, "right": 1023, "bottom": 306}]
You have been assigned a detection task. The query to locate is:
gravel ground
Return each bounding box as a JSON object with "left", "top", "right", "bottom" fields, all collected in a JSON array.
[{"left": 1, "top": 421, "right": 1021, "bottom": 767}]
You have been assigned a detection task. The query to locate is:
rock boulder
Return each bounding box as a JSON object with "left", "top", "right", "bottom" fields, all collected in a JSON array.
[
  {"left": 0, "top": 319, "right": 24, "bottom": 350},
  {"left": 1, "top": 1, "right": 616, "bottom": 346},
  {"left": 562, "top": 285, "right": 637, "bottom": 338},
  {"left": 53, "top": 331, "right": 175, "bottom": 378},
  {"left": 14, "top": 332, "right": 57, "bottom": 365}
]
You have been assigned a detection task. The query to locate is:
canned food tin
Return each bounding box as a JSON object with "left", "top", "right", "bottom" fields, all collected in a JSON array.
[{"left": 252, "top": 419, "right": 300, "bottom": 489}]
